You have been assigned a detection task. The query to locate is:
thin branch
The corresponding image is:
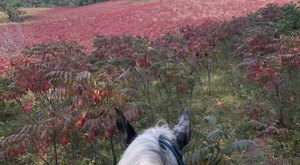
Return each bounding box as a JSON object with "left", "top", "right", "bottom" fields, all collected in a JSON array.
[
  {"left": 108, "top": 114, "right": 117, "bottom": 165},
  {"left": 52, "top": 126, "right": 58, "bottom": 165},
  {"left": 39, "top": 155, "right": 50, "bottom": 165},
  {"left": 34, "top": 92, "right": 52, "bottom": 113},
  {"left": 41, "top": 91, "right": 58, "bottom": 113}
]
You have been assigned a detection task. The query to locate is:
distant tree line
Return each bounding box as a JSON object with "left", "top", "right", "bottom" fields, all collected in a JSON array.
[
  {"left": 0, "top": 0, "right": 108, "bottom": 22},
  {"left": 19, "top": 0, "right": 108, "bottom": 7}
]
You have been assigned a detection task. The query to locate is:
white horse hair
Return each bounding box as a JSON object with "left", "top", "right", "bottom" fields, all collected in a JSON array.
[
  {"left": 118, "top": 125, "right": 177, "bottom": 165},
  {"left": 116, "top": 107, "right": 191, "bottom": 165}
]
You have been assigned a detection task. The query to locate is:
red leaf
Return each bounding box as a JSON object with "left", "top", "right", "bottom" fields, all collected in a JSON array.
[
  {"left": 17, "top": 143, "right": 26, "bottom": 154},
  {"left": 61, "top": 135, "right": 68, "bottom": 145},
  {"left": 23, "top": 103, "right": 32, "bottom": 112},
  {"left": 76, "top": 117, "right": 85, "bottom": 126},
  {"left": 87, "top": 132, "right": 96, "bottom": 143},
  {"left": 104, "top": 124, "right": 116, "bottom": 140}
]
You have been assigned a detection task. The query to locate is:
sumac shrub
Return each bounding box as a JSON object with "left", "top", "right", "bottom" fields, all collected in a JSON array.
[{"left": 0, "top": 41, "right": 139, "bottom": 164}]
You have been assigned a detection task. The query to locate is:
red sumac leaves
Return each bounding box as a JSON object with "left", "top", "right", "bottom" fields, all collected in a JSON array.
[{"left": 61, "top": 135, "right": 68, "bottom": 145}]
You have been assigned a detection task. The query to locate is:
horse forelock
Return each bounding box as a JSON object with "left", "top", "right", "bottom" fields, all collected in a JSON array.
[{"left": 118, "top": 125, "right": 178, "bottom": 165}]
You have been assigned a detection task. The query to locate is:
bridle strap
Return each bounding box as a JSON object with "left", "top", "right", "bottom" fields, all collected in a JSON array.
[{"left": 158, "top": 136, "right": 184, "bottom": 165}]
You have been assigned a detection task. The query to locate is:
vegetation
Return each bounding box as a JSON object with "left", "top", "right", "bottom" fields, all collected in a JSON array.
[
  {"left": 1, "top": 0, "right": 107, "bottom": 7},
  {"left": 0, "top": 0, "right": 286, "bottom": 55},
  {"left": 0, "top": 0, "right": 108, "bottom": 22},
  {"left": 0, "top": 0, "right": 23, "bottom": 22},
  {"left": 17, "top": 0, "right": 108, "bottom": 7},
  {"left": 0, "top": 1, "right": 300, "bottom": 165}
]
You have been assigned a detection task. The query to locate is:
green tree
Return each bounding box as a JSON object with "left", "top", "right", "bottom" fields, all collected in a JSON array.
[{"left": 0, "top": 0, "right": 22, "bottom": 22}]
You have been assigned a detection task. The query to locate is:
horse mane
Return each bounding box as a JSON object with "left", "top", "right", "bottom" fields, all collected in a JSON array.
[{"left": 118, "top": 124, "right": 178, "bottom": 165}]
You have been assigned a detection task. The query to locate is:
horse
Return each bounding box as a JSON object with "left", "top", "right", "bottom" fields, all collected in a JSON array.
[{"left": 116, "top": 107, "right": 191, "bottom": 165}]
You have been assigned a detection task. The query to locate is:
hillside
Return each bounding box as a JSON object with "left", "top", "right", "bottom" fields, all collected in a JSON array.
[{"left": 0, "top": 0, "right": 295, "bottom": 55}]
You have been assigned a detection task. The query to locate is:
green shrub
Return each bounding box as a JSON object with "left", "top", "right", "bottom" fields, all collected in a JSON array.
[
  {"left": 0, "top": 0, "right": 23, "bottom": 22},
  {"left": 5, "top": 6, "right": 22, "bottom": 22},
  {"left": 274, "top": 3, "right": 300, "bottom": 34}
]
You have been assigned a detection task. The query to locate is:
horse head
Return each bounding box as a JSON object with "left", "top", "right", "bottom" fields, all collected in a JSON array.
[{"left": 116, "top": 107, "right": 191, "bottom": 165}]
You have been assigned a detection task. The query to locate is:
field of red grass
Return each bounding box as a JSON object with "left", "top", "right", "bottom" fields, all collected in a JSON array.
[{"left": 0, "top": 0, "right": 295, "bottom": 56}]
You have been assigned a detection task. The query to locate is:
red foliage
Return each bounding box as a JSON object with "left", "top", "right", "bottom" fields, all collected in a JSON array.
[
  {"left": 61, "top": 135, "right": 68, "bottom": 145},
  {"left": 91, "top": 89, "right": 113, "bottom": 103},
  {"left": 1, "top": 142, "right": 26, "bottom": 158},
  {"left": 135, "top": 57, "right": 147, "bottom": 68},
  {"left": 0, "top": 0, "right": 294, "bottom": 55},
  {"left": 0, "top": 1, "right": 297, "bottom": 161},
  {"left": 76, "top": 117, "right": 86, "bottom": 126},
  {"left": 246, "top": 64, "right": 279, "bottom": 88},
  {"left": 0, "top": 91, "right": 21, "bottom": 100},
  {"left": 23, "top": 103, "right": 33, "bottom": 112},
  {"left": 279, "top": 49, "right": 300, "bottom": 68},
  {"left": 104, "top": 124, "right": 116, "bottom": 140},
  {"left": 10, "top": 56, "right": 51, "bottom": 92},
  {"left": 0, "top": 57, "right": 9, "bottom": 75},
  {"left": 87, "top": 132, "right": 96, "bottom": 143}
]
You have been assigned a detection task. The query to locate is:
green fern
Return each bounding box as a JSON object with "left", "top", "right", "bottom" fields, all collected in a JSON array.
[
  {"left": 205, "top": 153, "right": 222, "bottom": 165},
  {"left": 248, "top": 120, "right": 266, "bottom": 130},
  {"left": 207, "top": 129, "right": 225, "bottom": 141},
  {"left": 203, "top": 115, "right": 218, "bottom": 126},
  {"left": 223, "top": 139, "right": 253, "bottom": 155}
]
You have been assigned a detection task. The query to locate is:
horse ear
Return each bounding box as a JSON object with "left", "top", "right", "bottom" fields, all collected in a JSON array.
[
  {"left": 116, "top": 107, "right": 137, "bottom": 147},
  {"left": 173, "top": 108, "right": 191, "bottom": 150}
]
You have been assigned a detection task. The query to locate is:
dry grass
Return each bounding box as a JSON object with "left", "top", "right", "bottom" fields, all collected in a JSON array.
[
  {"left": 0, "top": 11, "right": 6, "bottom": 17},
  {"left": 19, "top": 7, "right": 51, "bottom": 16},
  {"left": 0, "top": 11, "right": 8, "bottom": 23},
  {"left": 0, "top": 7, "right": 51, "bottom": 25}
]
